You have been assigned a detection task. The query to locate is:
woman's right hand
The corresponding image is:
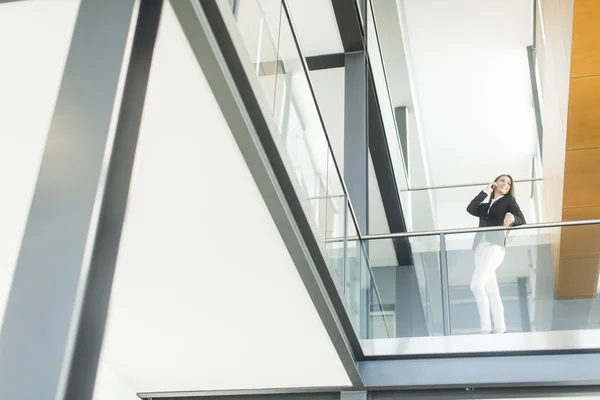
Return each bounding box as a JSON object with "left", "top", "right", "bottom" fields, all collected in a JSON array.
[{"left": 484, "top": 182, "right": 496, "bottom": 194}]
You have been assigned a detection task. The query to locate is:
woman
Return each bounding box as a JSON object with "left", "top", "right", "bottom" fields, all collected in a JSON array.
[{"left": 466, "top": 174, "right": 526, "bottom": 334}]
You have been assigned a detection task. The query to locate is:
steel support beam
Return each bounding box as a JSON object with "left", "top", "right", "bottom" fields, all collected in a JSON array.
[
  {"left": 344, "top": 51, "right": 369, "bottom": 234},
  {"left": 359, "top": 353, "right": 600, "bottom": 388},
  {"left": 0, "top": 0, "right": 155, "bottom": 398}
]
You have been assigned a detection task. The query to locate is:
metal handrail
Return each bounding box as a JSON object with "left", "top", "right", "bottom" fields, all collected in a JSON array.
[
  {"left": 360, "top": 219, "right": 600, "bottom": 240},
  {"left": 407, "top": 178, "right": 542, "bottom": 192}
]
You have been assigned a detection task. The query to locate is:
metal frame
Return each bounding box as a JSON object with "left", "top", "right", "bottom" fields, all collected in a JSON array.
[
  {"left": 330, "top": 0, "right": 413, "bottom": 266},
  {"left": 0, "top": 0, "right": 148, "bottom": 398},
  {"left": 141, "top": 387, "right": 347, "bottom": 399},
  {"left": 344, "top": 50, "right": 369, "bottom": 234},
  {"left": 362, "top": 218, "right": 600, "bottom": 240},
  {"left": 331, "top": 0, "right": 364, "bottom": 52},
  {"left": 408, "top": 178, "right": 542, "bottom": 192},
  {"left": 65, "top": 1, "right": 163, "bottom": 398},
  {"left": 370, "top": 386, "right": 600, "bottom": 399},
  {"left": 439, "top": 233, "right": 451, "bottom": 336},
  {"left": 517, "top": 277, "right": 532, "bottom": 332},
  {"left": 361, "top": 329, "right": 600, "bottom": 358},
  {"left": 140, "top": 385, "right": 600, "bottom": 400},
  {"left": 394, "top": 106, "right": 409, "bottom": 176},
  {"left": 306, "top": 53, "right": 346, "bottom": 70},
  {"left": 527, "top": 45, "right": 544, "bottom": 157},
  {"left": 359, "top": 352, "right": 600, "bottom": 389}
]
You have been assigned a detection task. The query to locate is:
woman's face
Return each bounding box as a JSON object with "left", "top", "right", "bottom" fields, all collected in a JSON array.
[{"left": 495, "top": 175, "right": 512, "bottom": 196}]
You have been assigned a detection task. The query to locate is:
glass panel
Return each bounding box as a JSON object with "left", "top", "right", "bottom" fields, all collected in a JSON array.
[
  {"left": 224, "top": 0, "right": 377, "bottom": 326},
  {"left": 365, "top": 241, "right": 392, "bottom": 339},
  {"left": 446, "top": 224, "right": 600, "bottom": 335},
  {"left": 345, "top": 238, "right": 363, "bottom": 335},
  {"left": 365, "top": 0, "right": 409, "bottom": 191},
  {"left": 367, "top": 235, "right": 442, "bottom": 337},
  {"left": 345, "top": 239, "right": 391, "bottom": 339},
  {"left": 0, "top": 0, "right": 80, "bottom": 328},
  {"left": 322, "top": 151, "right": 347, "bottom": 291},
  {"left": 273, "top": 3, "right": 349, "bottom": 255},
  {"left": 233, "top": 0, "right": 281, "bottom": 113},
  {"left": 364, "top": 0, "right": 412, "bottom": 236}
]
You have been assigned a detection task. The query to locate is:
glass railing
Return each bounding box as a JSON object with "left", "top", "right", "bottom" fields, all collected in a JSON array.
[
  {"left": 366, "top": 235, "right": 442, "bottom": 337},
  {"left": 401, "top": 179, "right": 541, "bottom": 232},
  {"left": 365, "top": 0, "right": 409, "bottom": 194},
  {"left": 364, "top": 220, "right": 600, "bottom": 344},
  {"left": 220, "top": 0, "right": 390, "bottom": 339},
  {"left": 347, "top": 238, "right": 392, "bottom": 339}
]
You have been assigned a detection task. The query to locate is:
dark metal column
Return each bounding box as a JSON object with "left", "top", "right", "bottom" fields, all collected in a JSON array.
[
  {"left": 65, "top": 2, "right": 163, "bottom": 398},
  {"left": 344, "top": 51, "right": 369, "bottom": 234},
  {"left": 395, "top": 265, "right": 428, "bottom": 337},
  {"left": 527, "top": 45, "right": 544, "bottom": 157},
  {"left": 394, "top": 106, "right": 409, "bottom": 174}
]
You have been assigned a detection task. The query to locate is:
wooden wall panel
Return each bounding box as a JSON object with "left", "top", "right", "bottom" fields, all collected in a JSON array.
[
  {"left": 563, "top": 205, "right": 600, "bottom": 221},
  {"left": 570, "top": 0, "right": 600, "bottom": 78},
  {"left": 553, "top": 0, "right": 600, "bottom": 299},
  {"left": 559, "top": 225, "right": 600, "bottom": 257},
  {"left": 562, "top": 147, "right": 600, "bottom": 209},
  {"left": 556, "top": 256, "right": 600, "bottom": 299},
  {"left": 565, "top": 75, "right": 600, "bottom": 149}
]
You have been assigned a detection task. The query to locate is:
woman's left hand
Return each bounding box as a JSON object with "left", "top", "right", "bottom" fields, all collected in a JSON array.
[{"left": 504, "top": 213, "right": 515, "bottom": 227}]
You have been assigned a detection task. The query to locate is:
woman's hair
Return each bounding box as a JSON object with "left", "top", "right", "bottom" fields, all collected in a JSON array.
[{"left": 494, "top": 174, "right": 515, "bottom": 197}]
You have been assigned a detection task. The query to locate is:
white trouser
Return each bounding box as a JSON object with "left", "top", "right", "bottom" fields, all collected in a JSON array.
[{"left": 470, "top": 242, "right": 506, "bottom": 333}]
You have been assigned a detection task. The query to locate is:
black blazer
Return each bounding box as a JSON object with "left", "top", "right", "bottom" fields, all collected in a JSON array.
[{"left": 466, "top": 191, "right": 526, "bottom": 249}]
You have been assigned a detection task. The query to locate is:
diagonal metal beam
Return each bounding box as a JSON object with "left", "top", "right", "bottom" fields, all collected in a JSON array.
[
  {"left": 331, "top": 0, "right": 364, "bottom": 52},
  {"left": 367, "top": 72, "right": 412, "bottom": 266},
  {"left": 0, "top": 0, "right": 155, "bottom": 398}
]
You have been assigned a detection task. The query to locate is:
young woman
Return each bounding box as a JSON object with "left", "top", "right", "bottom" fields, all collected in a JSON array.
[{"left": 466, "top": 174, "right": 526, "bottom": 334}]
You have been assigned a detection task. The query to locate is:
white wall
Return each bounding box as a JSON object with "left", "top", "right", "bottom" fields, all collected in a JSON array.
[
  {"left": 93, "top": 362, "right": 138, "bottom": 400},
  {"left": 398, "top": 0, "right": 537, "bottom": 185},
  {"left": 0, "top": 0, "right": 80, "bottom": 330},
  {"left": 0, "top": 1, "right": 352, "bottom": 395},
  {"left": 99, "top": 2, "right": 350, "bottom": 393},
  {"left": 285, "top": 0, "right": 343, "bottom": 56},
  {"left": 379, "top": 0, "right": 539, "bottom": 231}
]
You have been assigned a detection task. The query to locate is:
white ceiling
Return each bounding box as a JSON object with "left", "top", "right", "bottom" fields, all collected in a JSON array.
[
  {"left": 369, "top": 0, "right": 539, "bottom": 230},
  {"left": 395, "top": 0, "right": 537, "bottom": 187},
  {"left": 285, "top": 0, "right": 343, "bottom": 56}
]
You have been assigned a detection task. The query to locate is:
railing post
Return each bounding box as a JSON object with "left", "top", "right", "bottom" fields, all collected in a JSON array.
[{"left": 439, "top": 233, "right": 451, "bottom": 336}]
